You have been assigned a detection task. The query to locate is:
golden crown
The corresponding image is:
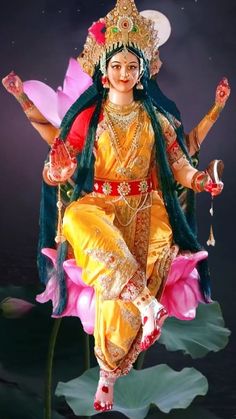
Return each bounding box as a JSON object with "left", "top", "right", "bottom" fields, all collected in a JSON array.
[{"left": 78, "top": 0, "right": 166, "bottom": 77}]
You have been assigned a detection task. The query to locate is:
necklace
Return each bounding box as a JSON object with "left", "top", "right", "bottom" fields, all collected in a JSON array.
[
  {"left": 108, "top": 193, "right": 152, "bottom": 227},
  {"left": 104, "top": 102, "right": 143, "bottom": 178},
  {"left": 105, "top": 101, "right": 140, "bottom": 132}
]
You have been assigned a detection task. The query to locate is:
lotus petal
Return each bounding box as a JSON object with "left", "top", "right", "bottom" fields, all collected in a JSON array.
[
  {"left": 36, "top": 249, "right": 95, "bottom": 334},
  {"left": 161, "top": 251, "right": 207, "bottom": 320},
  {"left": 23, "top": 80, "right": 61, "bottom": 127},
  {"left": 63, "top": 259, "right": 84, "bottom": 287},
  {"left": 56, "top": 89, "right": 75, "bottom": 120},
  {"left": 63, "top": 58, "right": 93, "bottom": 98}
]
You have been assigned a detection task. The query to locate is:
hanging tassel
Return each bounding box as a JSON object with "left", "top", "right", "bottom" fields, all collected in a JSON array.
[
  {"left": 207, "top": 197, "right": 215, "bottom": 246},
  {"left": 55, "top": 184, "right": 66, "bottom": 244}
]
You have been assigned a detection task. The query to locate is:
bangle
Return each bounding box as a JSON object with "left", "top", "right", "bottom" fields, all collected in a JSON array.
[
  {"left": 17, "top": 93, "right": 35, "bottom": 113},
  {"left": 191, "top": 171, "right": 209, "bottom": 192},
  {"left": 206, "top": 103, "right": 223, "bottom": 123},
  {"left": 28, "top": 117, "right": 50, "bottom": 125}
]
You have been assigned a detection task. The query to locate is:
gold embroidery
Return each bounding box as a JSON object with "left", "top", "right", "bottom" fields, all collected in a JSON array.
[
  {"left": 156, "top": 112, "right": 184, "bottom": 165},
  {"left": 133, "top": 198, "right": 151, "bottom": 269},
  {"left": 105, "top": 339, "right": 126, "bottom": 363},
  {"left": 120, "top": 268, "right": 146, "bottom": 301},
  {"left": 156, "top": 244, "right": 179, "bottom": 299},
  {"left": 94, "top": 346, "right": 110, "bottom": 371},
  {"left": 85, "top": 248, "right": 122, "bottom": 270},
  {"left": 119, "top": 305, "right": 141, "bottom": 329},
  {"left": 117, "top": 329, "right": 143, "bottom": 376}
]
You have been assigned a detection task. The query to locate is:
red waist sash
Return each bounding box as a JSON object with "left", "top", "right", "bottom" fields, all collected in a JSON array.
[{"left": 93, "top": 177, "right": 152, "bottom": 197}]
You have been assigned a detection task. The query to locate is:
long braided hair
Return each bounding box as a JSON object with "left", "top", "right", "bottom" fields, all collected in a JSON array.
[{"left": 38, "top": 46, "right": 210, "bottom": 315}]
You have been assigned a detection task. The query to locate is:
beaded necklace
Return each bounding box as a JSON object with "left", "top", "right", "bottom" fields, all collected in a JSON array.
[{"left": 104, "top": 101, "right": 143, "bottom": 178}]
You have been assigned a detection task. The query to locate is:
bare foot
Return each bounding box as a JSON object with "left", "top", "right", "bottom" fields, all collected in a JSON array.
[
  {"left": 94, "top": 372, "right": 117, "bottom": 412},
  {"left": 140, "top": 299, "right": 168, "bottom": 351}
]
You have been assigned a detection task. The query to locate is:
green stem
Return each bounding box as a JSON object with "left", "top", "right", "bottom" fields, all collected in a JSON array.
[
  {"left": 84, "top": 333, "right": 91, "bottom": 371},
  {"left": 83, "top": 332, "right": 91, "bottom": 419},
  {"left": 135, "top": 351, "right": 146, "bottom": 370},
  {"left": 44, "top": 318, "right": 62, "bottom": 419}
]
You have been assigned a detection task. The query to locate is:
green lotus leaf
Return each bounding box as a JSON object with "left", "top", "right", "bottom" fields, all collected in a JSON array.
[
  {"left": 56, "top": 364, "right": 208, "bottom": 418},
  {"left": 146, "top": 405, "right": 221, "bottom": 418},
  {"left": 0, "top": 383, "right": 64, "bottom": 419},
  {"left": 159, "top": 301, "right": 230, "bottom": 358}
]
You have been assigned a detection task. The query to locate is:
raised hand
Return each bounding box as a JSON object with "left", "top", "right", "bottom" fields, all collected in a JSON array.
[
  {"left": 215, "top": 77, "right": 231, "bottom": 107},
  {"left": 205, "top": 159, "right": 224, "bottom": 197},
  {"left": 46, "top": 138, "right": 77, "bottom": 183},
  {"left": 2, "top": 71, "right": 24, "bottom": 98},
  {"left": 204, "top": 179, "right": 224, "bottom": 197}
]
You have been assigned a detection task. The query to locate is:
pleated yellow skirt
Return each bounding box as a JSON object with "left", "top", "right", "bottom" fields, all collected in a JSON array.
[{"left": 63, "top": 190, "right": 173, "bottom": 373}]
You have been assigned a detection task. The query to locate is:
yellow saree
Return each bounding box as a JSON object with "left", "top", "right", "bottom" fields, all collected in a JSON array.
[{"left": 63, "top": 101, "right": 175, "bottom": 374}]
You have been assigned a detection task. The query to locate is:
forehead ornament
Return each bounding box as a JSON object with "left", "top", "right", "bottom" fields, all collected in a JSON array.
[{"left": 78, "top": 0, "right": 171, "bottom": 78}]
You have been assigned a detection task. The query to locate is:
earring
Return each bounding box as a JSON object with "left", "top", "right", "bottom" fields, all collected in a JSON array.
[
  {"left": 136, "top": 79, "right": 144, "bottom": 90},
  {"left": 101, "top": 75, "right": 110, "bottom": 89}
]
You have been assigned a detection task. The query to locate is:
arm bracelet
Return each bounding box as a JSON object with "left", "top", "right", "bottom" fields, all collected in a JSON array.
[
  {"left": 206, "top": 103, "right": 223, "bottom": 123},
  {"left": 191, "top": 171, "right": 209, "bottom": 192},
  {"left": 17, "top": 92, "right": 35, "bottom": 113}
]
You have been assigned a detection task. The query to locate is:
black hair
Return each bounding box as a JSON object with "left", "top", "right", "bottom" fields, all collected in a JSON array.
[{"left": 38, "top": 45, "right": 210, "bottom": 314}]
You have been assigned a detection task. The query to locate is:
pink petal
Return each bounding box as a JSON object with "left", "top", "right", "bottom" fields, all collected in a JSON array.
[
  {"left": 54, "top": 277, "right": 83, "bottom": 317},
  {"left": 23, "top": 80, "right": 61, "bottom": 127},
  {"left": 166, "top": 251, "right": 208, "bottom": 286},
  {"left": 62, "top": 58, "right": 93, "bottom": 99},
  {"left": 36, "top": 274, "right": 60, "bottom": 309},
  {"left": 161, "top": 251, "right": 207, "bottom": 320},
  {"left": 57, "top": 90, "right": 75, "bottom": 120},
  {"left": 63, "top": 259, "right": 85, "bottom": 287},
  {"left": 37, "top": 250, "right": 95, "bottom": 334},
  {"left": 76, "top": 287, "right": 95, "bottom": 334},
  {"left": 41, "top": 248, "right": 57, "bottom": 267}
]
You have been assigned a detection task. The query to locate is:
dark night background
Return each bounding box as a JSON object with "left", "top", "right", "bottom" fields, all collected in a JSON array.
[{"left": 0, "top": 0, "right": 235, "bottom": 418}]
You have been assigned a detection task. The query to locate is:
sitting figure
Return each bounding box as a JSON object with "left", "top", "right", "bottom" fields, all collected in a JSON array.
[{"left": 2, "top": 0, "right": 230, "bottom": 412}]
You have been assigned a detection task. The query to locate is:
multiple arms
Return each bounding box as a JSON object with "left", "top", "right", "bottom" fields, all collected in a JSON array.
[
  {"left": 187, "top": 78, "right": 230, "bottom": 156},
  {"left": 2, "top": 72, "right": 59, "bottom": 145},
  {"left": 2, "top": 71, "right": 229, "bottom": 194},
  {"left": 43, "top": 107, "right": 96, "bottom": 184},
  {"left": 160, "top": 114, "right": 223, "bottom": 196},
  {"left": 43, "top": 138, "right": 77, "bottom": 185}
]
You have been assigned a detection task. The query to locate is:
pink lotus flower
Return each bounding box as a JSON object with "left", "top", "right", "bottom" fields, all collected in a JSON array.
[
  {"left": 0, "top": 297, "right": 35, "bottom": 319},
  {"left": 36, "top": 249, "right": 95, "bottom": 334},
  {"left": 88, "top": 19, "right": 106, "bottom": 45},
  {"left": 161, "top": 251, "right": 207, "bottom": 320},
  {"left": 23, "top": 58, "right": 93, "bottom": 128},
  {"left": 37, "top": 249, "right": 207, "bottom": 334}
]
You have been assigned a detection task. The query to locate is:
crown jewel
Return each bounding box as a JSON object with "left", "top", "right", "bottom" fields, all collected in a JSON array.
[{"left": 78, "top": 0, "right": 166, "bottom": 77}]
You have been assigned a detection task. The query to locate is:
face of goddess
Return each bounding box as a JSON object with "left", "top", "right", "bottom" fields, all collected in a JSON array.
[{"left": 107, "top": 50, "right": 140, "bottom": 93}]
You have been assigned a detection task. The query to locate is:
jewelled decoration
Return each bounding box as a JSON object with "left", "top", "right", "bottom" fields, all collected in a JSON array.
[
  {"left": 104, "top": 102, "right": 143, "bottom": 179},
  {"left": 117, "top": 182, "right": 132, "bottom": 196},
  {"left": 55, "top": 185, "right": 66, "bottom": 244},
  {"left": 78, "top": 0, "right": 160, "bottom": 77},
  {"left": 138, "top": 180, "right": 148, "bottom": 193},
  {"left": 102, "top": 182, "right": 113, "bottom": 195}
]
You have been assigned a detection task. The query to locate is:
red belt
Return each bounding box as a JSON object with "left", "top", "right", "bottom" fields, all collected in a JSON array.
[{"left": 93, "top": 178, "right": 152, "bottom": 196}]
